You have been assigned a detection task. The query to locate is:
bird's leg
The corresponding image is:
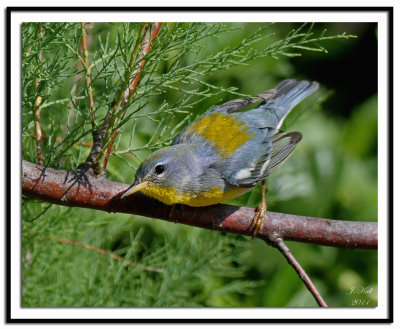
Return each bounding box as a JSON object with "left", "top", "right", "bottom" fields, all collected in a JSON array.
[{"left": 248, "top": 180, "right": 267, "bottom": 237}]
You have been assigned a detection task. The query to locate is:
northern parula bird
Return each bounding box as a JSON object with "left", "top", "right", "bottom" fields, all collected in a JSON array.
[{"left": 121, "top": 79, "right": 319, "bottom": 236}]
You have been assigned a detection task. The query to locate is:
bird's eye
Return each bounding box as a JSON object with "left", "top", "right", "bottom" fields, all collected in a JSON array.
[{"left": 154, "top": 164, "right": 165, "bottom": 175}]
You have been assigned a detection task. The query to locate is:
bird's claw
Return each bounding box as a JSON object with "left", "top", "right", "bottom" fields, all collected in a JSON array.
[{"left": 249, "top": 203, "right": 267, "bottom": 238}]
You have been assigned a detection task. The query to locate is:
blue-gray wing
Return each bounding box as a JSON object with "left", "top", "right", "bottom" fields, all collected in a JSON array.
[
  {"left": 223, "top": 130, "right": 302, "bottom": 187},
  {"left": 221, "top": 80, "right": 318, "bottom": 187}
]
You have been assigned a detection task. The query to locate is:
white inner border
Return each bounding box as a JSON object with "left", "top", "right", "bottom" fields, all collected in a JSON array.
[{"left": 10, "top": 10, "right": 389, "bottom": 320}]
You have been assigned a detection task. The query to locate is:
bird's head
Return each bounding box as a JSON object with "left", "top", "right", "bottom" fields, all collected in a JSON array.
[{"left": 120, "top": 144, "right": 207, "bottom": 205}]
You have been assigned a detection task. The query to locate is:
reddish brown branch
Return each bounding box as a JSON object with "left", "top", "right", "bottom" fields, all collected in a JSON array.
[{"left": 22, "top": 160, "right": 377, "bottom": 250}]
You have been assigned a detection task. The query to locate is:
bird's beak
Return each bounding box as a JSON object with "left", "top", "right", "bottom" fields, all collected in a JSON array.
[{"left": 120, "top": 181, "right": 149, "bottom": 198}]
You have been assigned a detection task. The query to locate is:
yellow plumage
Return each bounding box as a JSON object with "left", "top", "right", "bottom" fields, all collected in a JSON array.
[
  {"left": 184, "top": 112, "right": 254, "bottom": 159},
  {"left": 141, "top": 183, "right": 250, "bottom": 207}
]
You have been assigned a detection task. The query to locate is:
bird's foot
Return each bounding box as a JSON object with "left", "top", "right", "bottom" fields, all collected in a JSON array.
[{"left": 248, "top": 201, "right": 267, "bottom": 237}]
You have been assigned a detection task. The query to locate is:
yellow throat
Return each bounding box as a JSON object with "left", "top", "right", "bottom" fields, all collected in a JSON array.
[{"left": 129, "top": 181, "right": 250, "bottom": 207}]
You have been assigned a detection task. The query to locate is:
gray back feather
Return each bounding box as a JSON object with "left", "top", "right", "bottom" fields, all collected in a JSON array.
[{"left": 256, "top": 79, "right": 319, "bottom": 129}]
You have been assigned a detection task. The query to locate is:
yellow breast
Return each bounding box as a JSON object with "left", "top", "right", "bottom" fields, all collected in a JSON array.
[{"left": 141, "top": 184, "right": 251, "bottom": 207}]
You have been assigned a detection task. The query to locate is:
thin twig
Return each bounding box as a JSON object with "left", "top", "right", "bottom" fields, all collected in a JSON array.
[
  {"left": 102, "top": 129, "right": 119, "bottom": 169},
  {"left": 42, "top": 236, "right": 164, "bottom": 273},
  {"left": 72, "top": 22, "right": 104, "bottom": 173},
  {"left": 34, "top": 26, "right": 44, "bottom": 166},
  {"left": 101, "top": 23, "right": 150, "bottom": 139},
  {"left": 28, "top": 132, "right": 139, "bottom": 162},
  {"left": 123, "top": 22, "right": 162, "bottom": 103},
  {"left": 268, "top": 234, "right": 328, "bottom": 307},
  {"left": 34, "top": 96, "right": 43, "bottom": 166},
  {"left": 80, "top": 22, "right": 96, "bottom": 126},
  {"left": 102, "top": 22, "right": 163, "bottom": 169},
  {"left": 82, "top": 23, "right": 150, "bottom": 174}
]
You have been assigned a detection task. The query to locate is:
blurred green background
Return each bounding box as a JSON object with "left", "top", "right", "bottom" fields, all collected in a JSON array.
[{"left": 22, "top": 22, "right": 377, "bottom": 307}]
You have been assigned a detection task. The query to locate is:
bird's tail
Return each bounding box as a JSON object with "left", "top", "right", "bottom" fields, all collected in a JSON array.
[{"left": 258, "top": 79, "right": 319, "bottom": 129}]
